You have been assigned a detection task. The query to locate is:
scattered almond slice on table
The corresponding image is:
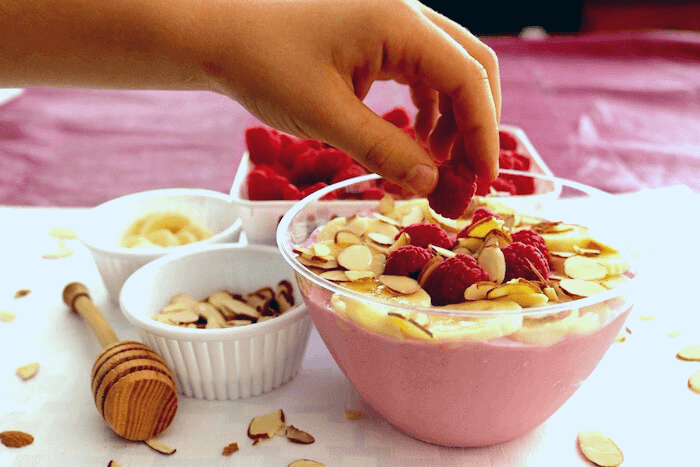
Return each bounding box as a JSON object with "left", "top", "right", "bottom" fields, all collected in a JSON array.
[
  {"left": 221, "top": 442, "right": 239, "bottom": 456},
  {"left": 344, "top": 410, "right": 366, "bottom": 421},
  {"left": 689, "top": 370, "right": 700, "bottom": 394},
  {"left": 577, "top": 430, "right": 624, "bottom": 466},
  {"left": 677, "top": 345, "right": 700, "bottom": 361},
  {"left": 48, "top": 227, "right": 78, "bottom": 240},
  {"left": 668, "top": 331, "right": 681, "bottom": 338},
  {"left": 0, "top": 430, "right": 34, "bottom": 448},
  {"left": 16, "top": 362, "right": 39, "bottom": 380},
  {"left": 42, "top": 239, "right": 74, "bottom": 259},
  {"left": 144, "top": 438, "right": 176, "bottom": 455},
  {"left": 14, "top": 289, "right": 30, "bottom": 299},
  {"left": 0, "top": 311, "right": 16, "bottom": 322},
  {"left": 289, "top": 460, "right": 325, "bottom": 467},
  {"left": 107, "top": 461, "right": 121, "bottom": 467}
]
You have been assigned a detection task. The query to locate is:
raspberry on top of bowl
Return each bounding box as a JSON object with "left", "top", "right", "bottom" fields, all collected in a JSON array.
[
  {"left": 243, "top": 108, "right": 538, "bottom": 203},
  {"left": 292, "top": 194, "right": 631, "bottom": 346}
]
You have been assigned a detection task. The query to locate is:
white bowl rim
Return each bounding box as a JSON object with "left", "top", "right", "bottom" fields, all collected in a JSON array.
[
  {"left": 119, "top": 243, "right": 307, "bottom": 341},
  {"left": 79, "top": 188, "right": 241, "bottom": 257},
  {"left": 277, "top": 170, "right": 641, "bottom": 319}
]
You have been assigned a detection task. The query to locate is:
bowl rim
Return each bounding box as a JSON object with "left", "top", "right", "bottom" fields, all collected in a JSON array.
[
  {"left": 277, "top": 170, "right": 639, "bottom": 319},
  {"left": 79, "top": 188, "right": 242, "bottom": 257},
  {"left": 119, "top": 243, "right": 307, "bottom": 341}
]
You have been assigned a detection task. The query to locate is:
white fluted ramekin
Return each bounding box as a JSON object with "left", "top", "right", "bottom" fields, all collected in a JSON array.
[
  {"left": 119, "top": 243, "right": 312, "bottom": 400},
  {"left": 79, "top": 188, "right": 241, "bottom": 302}
]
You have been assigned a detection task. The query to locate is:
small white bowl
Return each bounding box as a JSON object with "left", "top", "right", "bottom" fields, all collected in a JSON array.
[
  {"left": 119, "top": 244, "right": 312, "bottom": 400},
  {"left": 230, "top": 124, "right": 555, "bottom": 245},
  {"left": 79, "top": 188, "right": 242, "bottom": 302}
]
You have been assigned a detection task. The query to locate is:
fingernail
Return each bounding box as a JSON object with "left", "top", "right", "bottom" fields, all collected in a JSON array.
[{"left": 406, "top": 163, "right": 438, "bottom": 196}]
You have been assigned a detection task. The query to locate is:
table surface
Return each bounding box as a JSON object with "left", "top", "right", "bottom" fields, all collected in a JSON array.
[{"left": 1, "top": 186, "right": 699, "bottom": 466}]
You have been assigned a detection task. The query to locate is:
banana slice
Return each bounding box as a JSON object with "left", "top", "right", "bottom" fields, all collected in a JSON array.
[
  {"left": 434, "top": 300, "right": 523, "bottom": 342},
  {"left": 594, "top": 253, "right": 630, "bottom": 276},
  {"left": 538, "top": 225, "right": 590, "bottom": 252}
]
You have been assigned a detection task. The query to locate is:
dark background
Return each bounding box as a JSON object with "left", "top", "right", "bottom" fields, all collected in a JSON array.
[{"left": 422, "top": 1, "right": 700, "bottom": 36}]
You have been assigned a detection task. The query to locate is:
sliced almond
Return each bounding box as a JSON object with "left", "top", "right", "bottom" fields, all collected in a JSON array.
[
  {"left": 375, "top": 194, "right": 395, "bottom": 215},
  {"left": 344, "top": 270, "right": 375, "bottom": 281},
  {"left": 319, "top": 270, "right": 350, "bottom": 282},
  {"left": 48, "top": 227, "right": 78, "bottom": 240},
  {"left": 573, "top": 245, "right": 601, "bottom": 256},
  {"left": 483, "top": 229, "right": 512, "bottom": 248},
  {"left": 248, "top": 409, "right": 286, "bottom": 442},
  {"left": 165, "top": 310, "right": 200, "bottom": 324},
  {"left": 387, "top": 312, "right": 433, "bottom": 339},
  {"left": 550, "top": 251, "right": 575, "bottom": 258},
  {"left": 615, "top": 333, "right": 626, "bottom": 343},
  {"left": 0, "top": 430, "right": 34, "bottom": 448},
  {"left": 477, "top": 246, "right": 506, "bottom": 284},
  {"left": 160, "top": 302, "right": 187, "bottom": 314},
  {"left": 107, "top": 461, "right": 122, "bottom": 467},
  {"left": 285, "top": 425, "right": 315, "bottom": 445},
  {"left": 222, "top": 442, "right": 239, "bottom": 456},
  {"left": 379, "top": 275, "right": 421, "bottom": 295},
  {"left": 366, "top": 232, "right": 394, "bottom": 246},
  {"left": 454, "top": 237, "right": 483, "bottom": 253},
  {"left": 345, "top": 216, "right": 370, "bottom": 236},
  {"left": 312, "top": 243, "right": 331, "bottom": 257},
  {"left": 297, "top": 255, "right": 339, "bottom": 270},
  {"left": 144, "top": 438, "right": 176, "bottom": 455},
  {"left": 417, "top": 255, "right": 443, "bottom": 287},
  {"left": 14, "top": 289, "right": 30, "bottom": 299},
  {"left": 638, "top": 315, "right": 655, "bottom": 322},
  {"left": 464, "top": 281, "right": 497, "bottom": 301},
  {"left": 577, "top": 430, "right": 624, "bottom": 467},
  {"left": 564, "top": 256, "right": 608, "bottom": 281},
  {"left": 373, "top": 213, "right": 401, "bottom": 227},
  {"left": 337, "top": 244, "right": 373, "bottom": 271},
  {"left": 334, "top": 230, "right": 363, "bottom": 246},
  {"left": 677, "top": 345, "right": 700, "bottom": 361},
  {"left": 463, "top": 217, "right": 504, "bottom": 239},
  {"left": 344, "top": 410, "right": 366, "bottom": 421},
  {"left": 543, "top": 286, "right": 559, "bottom": 302},
  {"left": 559, "top": 279, "right": 607, "bottom": 298},
  {"left": 387, "top": 232, "right": 410, "bottom": 254},
  {"left": 0, "top": 311, "right": 16, "bottom": 322},
  {"left": 289, "top": 461, "right": 325, "bottom": 467},
  {"left": 16, "top": 362, "right": 39, "bottom": 380},
  {"left": 669, "top": 331, "right": 682, "bottom": 338},
  {"left": 401, "top": 205, "right": 425, "bottom": 226},
  {"left": 428, "top": 244, "right": 456, "bottom": 259},
  {"left": 42, "top": 240, "right": 74, "bottom": 259},
  {"left": 689, "top": 370, "right": 700, "bottom": 394}
]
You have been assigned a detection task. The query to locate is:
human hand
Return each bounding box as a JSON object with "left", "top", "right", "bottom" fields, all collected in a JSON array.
[{"left": 196, "top": 0, "right": 501, "bottom": 196}]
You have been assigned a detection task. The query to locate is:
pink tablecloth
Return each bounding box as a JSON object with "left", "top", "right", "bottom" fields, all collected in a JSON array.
[{"left": 1, "top": 31, "right": 699, "bottom": 207}]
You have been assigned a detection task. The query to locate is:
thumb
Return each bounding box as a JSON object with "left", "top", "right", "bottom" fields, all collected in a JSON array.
[{"left": 318, "top": 96, "right": 438, "bottom": 197}]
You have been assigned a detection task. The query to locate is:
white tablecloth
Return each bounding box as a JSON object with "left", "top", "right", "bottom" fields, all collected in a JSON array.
[{"left": 1, "top": 187, "right": 697, "bottom": 466}]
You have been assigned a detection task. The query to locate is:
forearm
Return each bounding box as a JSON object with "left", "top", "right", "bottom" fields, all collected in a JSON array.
[{"left": 0, "top": 0, "right": 214, "bottom": 90}]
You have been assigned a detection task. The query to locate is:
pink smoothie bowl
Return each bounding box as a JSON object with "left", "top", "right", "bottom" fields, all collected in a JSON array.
[{"left": 276, "top": 172, "right": 641, "bottom": 448}]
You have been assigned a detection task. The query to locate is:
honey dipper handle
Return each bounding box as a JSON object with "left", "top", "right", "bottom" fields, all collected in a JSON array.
[{"left": 63, "top": 282, "right": 119, "bottom": 349}]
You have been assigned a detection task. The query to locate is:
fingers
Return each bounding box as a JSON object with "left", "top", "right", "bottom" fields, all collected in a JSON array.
[
  {"left": 319, "top": 88, "right": 438, "bottom": 196},
  {"left": 415, "top": 2, "right": 502, "bottom": 124},
  {"left": 390, "top": 10, "right": 499, "bottom": 180}
]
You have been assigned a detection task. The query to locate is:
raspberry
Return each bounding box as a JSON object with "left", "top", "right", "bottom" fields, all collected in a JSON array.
[
  {"left": 397, "top": 223, "right": 452, "bottom": 249},
  {"left": 277, "top": 136, "right": 314, "bottom": 172},
  {"left": 384, "top": 246, "right": 435, "bottom": 278},
  {"left": 423, "top": 254, "right": 490, "bottom": 306},
  {"left": 313, "top": 148, "right": 355, "bottom": 183},
  {"left": 511, "top": 229, "right": 548, "bottom": 258},
  {"left": 472, "top": 207, "right": 500, "bottom": 223},
  {"left": 245, "top": 126, "right": 282, "bottom": 167},
  {"left": 288, "top": 149, "right": 320, "bottom": 186},
  {"left": 382, "top": 107, "right": 411, "bottom": 128},
  {"left": 501, "top": 173, "right": 536, "bottom": 195},
  {"left": 246, "top": 166, "right": 291, "bottom": 200},
  {"left": 502, "top": 242, "right": 550, "bottom": 282},
  {"left": 360, "top": 187, "right": 386, "bottom": 200},
  {"left": 299, "top": 182, "right": 338, "bottom": 200},
  {"left": 499, "top": 130, "right": 518, "bottom": 151},
  {"left": 499, "top": 149, "right": 531, "bottom": 171},
  {"left": 282, "top": 183, "right": 303, "bottom": 200},
  {"left": 489, "top": 177, "right": 517, "bottom": 195},
  {"left": 428, "top": 162, "right": 477, "bottom": 219},
  {"left": 331, "top": 164, "right": 369, "bottom": 184},
  {"left": 475, "top": 176, "right": 491, "bottom": 196}
]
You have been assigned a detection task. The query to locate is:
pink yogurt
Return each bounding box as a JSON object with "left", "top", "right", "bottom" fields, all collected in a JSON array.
[{"left": 303, "top": 287, "right": 631, "bottom": 447}]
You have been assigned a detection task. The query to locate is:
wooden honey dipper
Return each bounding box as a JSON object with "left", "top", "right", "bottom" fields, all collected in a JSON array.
[{"left": 63, "top": 282, "right": 178, "bottom": 441}]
